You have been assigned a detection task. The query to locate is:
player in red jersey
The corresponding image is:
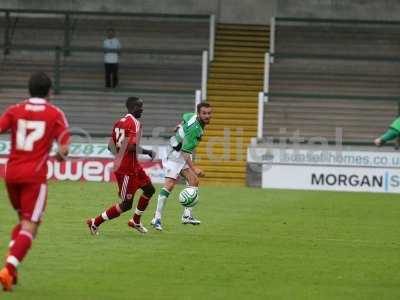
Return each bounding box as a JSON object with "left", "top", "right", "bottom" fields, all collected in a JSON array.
[
  {"left": 86, "top": 97, "right": 155, "bottom": 235},
  {"left": 0, "top": 72, "right": 70, "bottom": 291}
]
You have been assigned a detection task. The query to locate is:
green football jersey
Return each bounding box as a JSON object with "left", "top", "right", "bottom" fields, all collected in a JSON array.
[
  {"left": 390, "top": 117, "right": 400, "bottom": 132},
  {"left": 171, "top": 112, "right": 204, "bottom": 154}
]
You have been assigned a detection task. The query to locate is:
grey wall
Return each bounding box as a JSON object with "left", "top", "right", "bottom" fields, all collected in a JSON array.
[
  {"left": 0, "top": 0, "right": 275, "bottom": 24},
  {"left": 0, "top": 0, "right": 216, "bottom": 16},
  {"left": 220, "top": 0, "right": 275, "bottom": 24},
  {"left": 3, "top": 0, "right": 400, "bottom": 24},
  {"left": 277, "top": 0, "right": 400, "bottom": 21}
]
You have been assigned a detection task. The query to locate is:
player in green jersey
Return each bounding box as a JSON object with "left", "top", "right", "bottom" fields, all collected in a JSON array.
[
  {"left": 374, "top": 116, "right": 400, "bottom": 146},
  {"left": 151, "top": 103, "right": 212, "bottom": 230}
]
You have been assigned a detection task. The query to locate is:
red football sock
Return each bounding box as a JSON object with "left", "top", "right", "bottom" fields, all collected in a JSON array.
[
  {"left": 133, "top": 195, "right": 150, "bottom": 224},
  {"left": 6, "top": 230, "right": 33, "bottom": 274},
  {"left": 9, "top": 224, "right": 21, "bottom": 248},
  {"left": 94, "top": 204, "right": 121, "bottom": 226}
]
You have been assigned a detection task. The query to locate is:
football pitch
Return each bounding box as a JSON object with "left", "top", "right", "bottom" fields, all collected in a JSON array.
[{"left": 0, "top": 181, "right": 399, "bottom": 300}]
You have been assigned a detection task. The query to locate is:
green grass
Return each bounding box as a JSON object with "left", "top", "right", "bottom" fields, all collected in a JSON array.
[{"left": 0, "top": 180, "right": 399, "bottom": 299}]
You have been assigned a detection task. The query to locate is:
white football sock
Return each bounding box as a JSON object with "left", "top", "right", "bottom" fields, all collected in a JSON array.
[
  {"left": 183, "top": 207, "right": 192, "bottom": 217},
  {"left": 155, "top": 187, "right": 171, "bottom": 220}
]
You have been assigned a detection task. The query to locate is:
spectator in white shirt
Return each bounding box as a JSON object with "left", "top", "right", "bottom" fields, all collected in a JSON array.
[{"left": 103, "top": 28, "right": 121, "bottom": 88}]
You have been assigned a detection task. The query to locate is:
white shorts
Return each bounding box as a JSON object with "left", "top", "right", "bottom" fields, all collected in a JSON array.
[{"left": 162, "top": 148, "right": 190, "bottom": 180}]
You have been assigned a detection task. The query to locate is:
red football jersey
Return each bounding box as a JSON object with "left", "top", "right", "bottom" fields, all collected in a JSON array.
[
  {"left": 112, "top": 113, "right": 142, "bottom": 175},
  {"left": 0, "top": 97, "right": 70, "bottom": 183}
]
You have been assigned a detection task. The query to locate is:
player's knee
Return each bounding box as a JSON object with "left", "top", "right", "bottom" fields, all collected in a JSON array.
[
  {"left": 164, "top": 179, "right": 176, "bottom": 191},
  {"left": 20, "top": 220, "right": 38, "bottom": 238},
  {"left": 189, "top": 176, "right": 199, "bottom": 187},
  {"left": 119, "top": 199, "right": 133, "bottom": 211},
  {"left": 143, "top": 184, "right": 156, "bottom": 197}
]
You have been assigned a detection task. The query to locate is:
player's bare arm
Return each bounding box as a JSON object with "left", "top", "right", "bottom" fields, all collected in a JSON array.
[
  {"left": 55, "top": 144, "right": 70, "bottom": 162},
  {"left": 108, "top": 138, "right": 117, "bottom": 155},
  {"left": 374, "top": 127, "right": 400, "bottom": 146},
  {"left": 182, "top": 152, "right": 204, "bottom": 177},
  {"left": 375, "top": 117, "right": 400, "bottom": 146},
  {"left": 374, "top": 138, "right": 382, "bottom": 146},
  {"left": 173, "top": 122, "right": 182, "bottom": 133}
]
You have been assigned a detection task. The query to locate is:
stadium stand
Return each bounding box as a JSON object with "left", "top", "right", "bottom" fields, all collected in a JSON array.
[
  {"left": 275, "top": 21, "right": 400, "bottom": 56},
  {"left": 264, "top": 20, "right": 400, "bottom": 144},
  {"left": 264, "top": 97, "right": 397, "bottom": 142},
  {"left": 0, "top": 89, "right": 194, "bottom": 137},
  {"left": 0, "top": 11, "right": 208, "bottom": 137},
  {"left": 196, "top": 24, "right": 269, "bottom": 185}
]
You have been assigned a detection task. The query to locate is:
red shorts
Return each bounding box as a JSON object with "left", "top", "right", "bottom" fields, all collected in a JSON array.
[
  {"left": 115, "top": 168, "right": 151, "bottom": 201},
  {"left": 6, "top": 182, "right": 48, "bottom": 223}
]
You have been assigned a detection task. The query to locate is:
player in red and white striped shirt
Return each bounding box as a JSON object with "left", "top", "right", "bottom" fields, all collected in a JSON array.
[
  {"left": 86, "top": 97, "right": 155, "bottom": 235},
  {"left": 0, "top": 72, "right": 70, "bottom": 291}
]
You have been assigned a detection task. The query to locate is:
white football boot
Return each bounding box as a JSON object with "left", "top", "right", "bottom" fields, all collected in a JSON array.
[
  {"left": 181, "top": 215, "right": 201, "bottom": 225},
  {"left": 150, "top": 218, "right": 163, "bottom": 231}
]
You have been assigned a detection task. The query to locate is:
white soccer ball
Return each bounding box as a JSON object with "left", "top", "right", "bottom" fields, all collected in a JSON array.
[{"left": 179, "top": 187, "right": 199, "bottom": 207}]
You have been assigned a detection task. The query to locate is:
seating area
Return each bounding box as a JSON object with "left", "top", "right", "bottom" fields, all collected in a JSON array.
[
  {"left": 275, "top": 22, "right": 400, "bottom": 56},
  {"left": 0, "top": 89, "right": 194, "bottom": 137},
  {"left": 0, "top": 11, "right": 208, "bottom": 137},
  {"left": 0, "top": 13, "right": 208, "bottom": 91},
  {"left": 264, "top": 21, "right": 400, "bottom": 143},
  {"left": 263, "top": 97, "right": 397, "bottom": 143},
  {"left": 270, "top": 58, "right": 400, "bottom": 97},
  {"left": 1, "top": 13, "right": 209, "bottom": 50}
]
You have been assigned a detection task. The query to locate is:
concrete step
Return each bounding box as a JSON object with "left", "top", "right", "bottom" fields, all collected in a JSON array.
[
  {"left": 199, "top": 165, "right": 245, "bottom": 173},
  {"left": 208, "top": 78, "right": 263, "bottom": 86},
  {"left": 216, "top": 34, "right": 269, "bottom": 43},
  {"left": 218, "top": 24, "right": 268, "bottom": 31},
  {"left": 198, "top": 136, "right": 253, "bottom": 144},
  {"left": 208, "top": 95, "right": 258, "bottom": 102},
  {"left": 208, "top": 119, "right": 257, "bottom": 127},
  {"left": 199, "top": 171, "right": 246, "bottom": 179},
  {"left": 210, "top": 66, "right": 263, "bottom": 75},
  {"left": 211, "top": 113, "right": 257, "bottom": 125},
  {"left": 208, "top": 90, "right": 259, "bottom": 97},
  {"left": 214, "top": 45, "right": 266, "bottom": 53},
  {"left": 196, "top": 147, "right": 248, "bottom": 156},
  {"left": 214, "top": 51, "right": 265, "bottom": 58},
  {"left": 208, "top": 83, "right": 261, "bottom": 91},
  {"left": 195, "top": 159, "right": 246, "bottom": 166},
  {"left": 209, "top": 72, "right": 263, "bottom": 80},
  {"left": 212, "top": 62, "right": 264, "bottom": 69},
  {"left": 211, "top": 108, "right": 258, "bottom": 115},
  {"left": 217, "top": 28, "right": 269, "bottom": 37},
  {"left": 198, "top": 177, "right": 245, "bottom": 186},
  {"left": 214, "top": 56, "right": 265, "bottom": 64},
  {"left": 204, "top": 129, "right": 256, "bottom": 137},
  {"left": 215, "top": 40, "right": 268, "bottom": 48},
  {"left": 209, "top": 101, "right": 258, "bottom": 109}
]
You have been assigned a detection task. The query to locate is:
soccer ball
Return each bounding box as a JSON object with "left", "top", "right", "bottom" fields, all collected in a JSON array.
[{"left": 179, "top": 187, "right": 199, "bottom": 207}]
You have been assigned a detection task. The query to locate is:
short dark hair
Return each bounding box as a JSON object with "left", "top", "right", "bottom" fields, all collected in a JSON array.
[
  {"left": 29, "top": 72, "right": 52, "bottom": 98},
  {"left": 197, "top": 102, "right": 211, "bottom": 113},
  {"left": 126, "top": 97, "right": 141, "bottom": 110}
]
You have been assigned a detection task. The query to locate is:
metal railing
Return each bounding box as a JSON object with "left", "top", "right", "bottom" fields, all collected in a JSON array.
[
  {"left": 1, "top": 9, "right": 213, "bottom": 56},
  {"left": 0, "top": 45, "right": 205, "bottom": 94},
  {"left": 0, "top": 8, "right": 213, "bottom": 107},
  {"left": 272, "top": 53, "right": 400, "bottom": 62},
  {"left": 209, "top": 14, "right": 216, "bottom": 62},
  {"left": 0, "top": 8, "right": 211, "bottom": 19},
  {"left": 276, "top": 17, "right": 400, "bottom": 26},
  {"left": 201, "top": 50, "right": 208, "bottom": 101},
  {"left": 269, "top": 17, "right": 275, "bottom": 62}
]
